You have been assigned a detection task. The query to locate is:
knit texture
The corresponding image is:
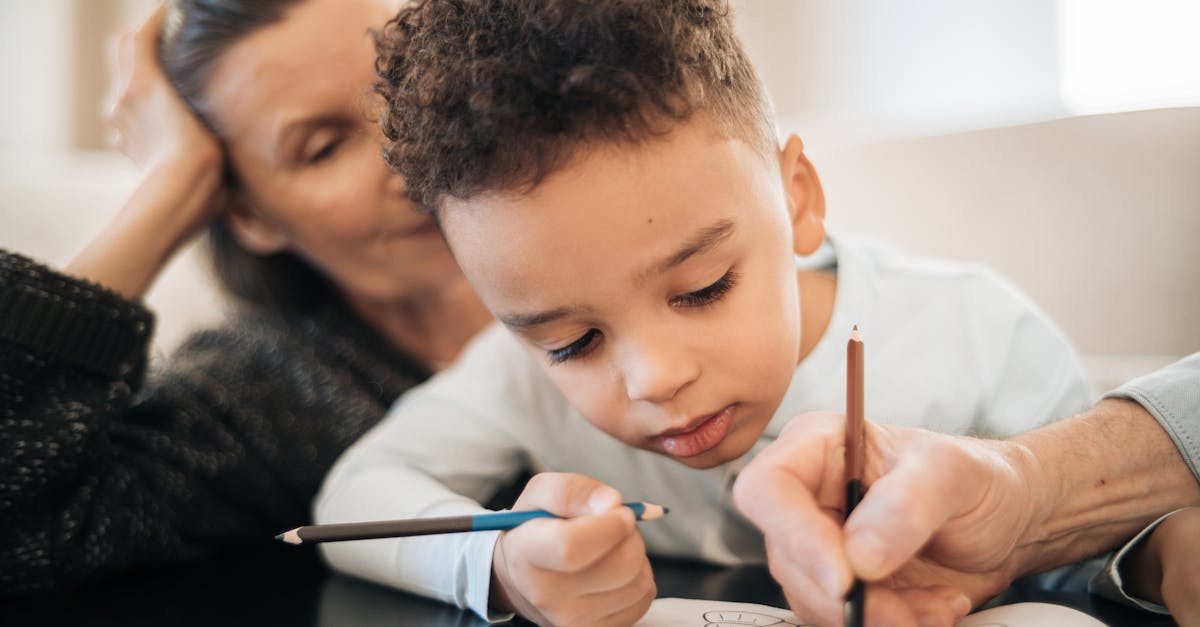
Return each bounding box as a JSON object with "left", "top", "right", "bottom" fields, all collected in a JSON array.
[{"left": 0, "top": 250, "right": 430, "bottom": 596}]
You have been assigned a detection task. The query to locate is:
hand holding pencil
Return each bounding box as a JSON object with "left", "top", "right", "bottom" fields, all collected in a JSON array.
[
  {"left": 488, "top": 472, "right": 658, "bottom": 627},
  {"left": 733, "top": 332, "right": 1044, "bottom": 627}
]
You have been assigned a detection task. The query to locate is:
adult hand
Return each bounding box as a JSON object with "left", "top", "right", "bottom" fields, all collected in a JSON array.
[
  {"left": 489, "top": 472, "right": 656, "bottom": 627},
  {"left": 733, "top": 411, "right": 1044, "bottom": 627},
  {"left": 105, "top": 3, "right": 226, "bottom": 226},
  {"left": 71, "top": 3, "right": 230, "bottom": 299}
]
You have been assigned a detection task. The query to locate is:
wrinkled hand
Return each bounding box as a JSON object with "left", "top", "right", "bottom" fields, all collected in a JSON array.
[
  {"left": 1129, "top": 507, "right": 1200, "bottom": 625},
  {"left": 106, "top": 3, "right": 225, "bottom": 223},
  {"left": 733, "top": 412, "right": 1044, "bottom": 627},
  {"left": 490, "top": 472, "right": 656, "bottom": 626}
]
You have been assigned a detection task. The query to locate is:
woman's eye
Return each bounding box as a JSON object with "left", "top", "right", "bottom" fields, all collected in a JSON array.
[
  {"left": 672, "top": 269, "right": 738, "bottom": 308},
  {"left": 306, "top": 139, "right": 341, "bottom": 164},
  {"left": 547, "top": 328, "right": 601, "bottom": 364}
]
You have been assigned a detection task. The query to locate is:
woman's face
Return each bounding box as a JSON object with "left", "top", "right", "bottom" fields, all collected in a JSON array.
[{"left": 202, "top": 0, "right": 457, "bottom": 305}]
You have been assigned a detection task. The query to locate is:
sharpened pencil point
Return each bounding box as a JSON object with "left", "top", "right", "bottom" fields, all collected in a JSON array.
[
  {"left": 276, "top": 529, "right": 302, "bottom": 545},
  {"left": 850, "top": 325, "right": 861, "bottom": 341},
  {"left": 638, "top": 503, "right": 668, "bottom": 521}
]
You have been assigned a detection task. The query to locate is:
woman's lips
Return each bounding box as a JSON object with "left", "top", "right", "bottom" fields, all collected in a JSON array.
[{"left": 656, "top": 406, "right": 735, "bottom": 458}]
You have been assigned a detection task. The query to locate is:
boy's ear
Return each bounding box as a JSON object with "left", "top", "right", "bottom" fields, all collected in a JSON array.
[
  {"left": 778, "top": 134, "right": 827, "bottom": 256},
  {"left": 224, "top": 196, "right": 289, "bottom": 255}
]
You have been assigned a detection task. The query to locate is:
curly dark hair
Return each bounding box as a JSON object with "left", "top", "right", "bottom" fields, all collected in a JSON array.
[{"left": 375, "top": 0, "right": 775, "bottom": 211}]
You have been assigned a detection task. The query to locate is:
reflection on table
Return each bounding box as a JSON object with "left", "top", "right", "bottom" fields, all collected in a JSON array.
[{"left": 0, "top": 545, "right": 1175, "bottom": 626}]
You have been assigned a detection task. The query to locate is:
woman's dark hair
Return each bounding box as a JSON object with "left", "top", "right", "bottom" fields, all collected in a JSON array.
[{"left": 160, "top": 0, "right": 334, "bottom": 312}]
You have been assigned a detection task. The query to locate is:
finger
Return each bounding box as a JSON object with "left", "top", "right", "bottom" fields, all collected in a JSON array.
[
  {"left": 733, "top": 412, "right": 852, "bottom": 597},
  {"left": 890, "top": 586, "right": 973, "bottom": 627},
  {"left": 1161, "top": 563, "right": 1200, "bottom": 626},
  {"left": 512, "top": 471, "right": 622, "bottom": 517},
  {"left": 594, "top": 573, "right": 656, "bottom": 627},
  {"left": 135, "top": 2, "right": 169, "bottom": 54},
  {"left": 515, "top": 506, "right": 636, "bottom": 573},
  {"left": 859, "top": 585, "right": 923, "bottom": 627},
  {"left": 767, "top": 550, "right": 844, "bottom": 626},
  {"left": 572, "top": 526, "right": 650, "bottom": 594},
  {"left": 844, "top": 434, "right": 988, "bottom": 580}
]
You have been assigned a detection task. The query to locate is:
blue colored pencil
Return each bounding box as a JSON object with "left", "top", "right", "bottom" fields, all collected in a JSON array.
[{"left": 276, "top": 502, "right": 668, "bottom": 545}]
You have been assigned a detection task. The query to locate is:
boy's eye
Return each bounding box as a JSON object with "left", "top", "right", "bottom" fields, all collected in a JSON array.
[
  {"left": 547, "top": 328, "right": 601, "bottom": 364},
  {"left": 671, "top": 269, "right": 738, "bottom": 308}
]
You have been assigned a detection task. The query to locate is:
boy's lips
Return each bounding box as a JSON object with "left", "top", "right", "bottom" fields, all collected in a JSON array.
[{"left": 654, "top": 405, "right": 736, "bottom": 458}]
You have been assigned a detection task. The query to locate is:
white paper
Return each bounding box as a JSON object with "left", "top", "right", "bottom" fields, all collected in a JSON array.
[
  {"left": 636, "top": 599, "right": 1109, "bottom": 627},
  {"left": 958, "top": 602, "right": 1109, "bottom": 627},
  {"left": 635, "top": 598, "right": 808, "bottom": 626}
]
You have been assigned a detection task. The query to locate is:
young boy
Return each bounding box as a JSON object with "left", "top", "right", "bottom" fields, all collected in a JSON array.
[{"left": 315, "top": 1, "right": 1090, "bottom": 623}]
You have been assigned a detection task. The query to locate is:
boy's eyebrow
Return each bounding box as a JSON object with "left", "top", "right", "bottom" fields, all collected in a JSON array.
[
  {"left": 644, "top": 218, "right": 736, "bottom": 281},
  {"left": 499, "top": 306, "right": 581, "bottom": 330},
  {"left": 499, "top": 219, "right": 736, "bottom": 331}
]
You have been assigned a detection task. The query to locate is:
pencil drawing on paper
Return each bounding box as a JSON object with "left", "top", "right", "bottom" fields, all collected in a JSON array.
[{"left": 701, "top": 609, "right": 810, "bottom": 626}]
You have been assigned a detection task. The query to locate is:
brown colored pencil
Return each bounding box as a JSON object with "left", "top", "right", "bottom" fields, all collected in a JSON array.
[{"left": 844, "top": 325, "right": 866, "bottom": 627}]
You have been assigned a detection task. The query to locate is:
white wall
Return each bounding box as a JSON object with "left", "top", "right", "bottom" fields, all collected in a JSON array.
[
  {"left": 733, "top": 0, "right": 1067, "bottom": 148},
  {"left": 0, "top": 3, "right": 74, "bottom": 151}
]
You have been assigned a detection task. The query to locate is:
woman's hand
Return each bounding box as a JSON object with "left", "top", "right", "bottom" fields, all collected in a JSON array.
[
  {"left": 107, "top": 3, "right": 223, "bottom": 182},
  {"left": 67, "top": 3, "right": 229, "bottom": 299},
  {"left": 489, "top": 472, "right": 656, "bottom": 626}
]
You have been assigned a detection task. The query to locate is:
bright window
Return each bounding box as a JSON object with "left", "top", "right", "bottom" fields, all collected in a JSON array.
[{"left": 1059, "top": 0, "right": 1200, "bottom": 114}]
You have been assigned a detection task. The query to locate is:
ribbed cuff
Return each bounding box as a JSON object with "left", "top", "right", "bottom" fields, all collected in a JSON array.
[{"left": 0, "top": 251, "right": 153, "bottom": 377}]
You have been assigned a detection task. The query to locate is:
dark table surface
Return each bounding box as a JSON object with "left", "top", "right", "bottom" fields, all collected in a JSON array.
[{"left": 0, "top": 545, "right": 1174, "bottom": 626}]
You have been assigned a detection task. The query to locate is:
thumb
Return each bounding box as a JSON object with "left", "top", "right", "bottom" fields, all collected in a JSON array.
[{"left": 514, "top": 472, "right": 622, "bottom": 517}]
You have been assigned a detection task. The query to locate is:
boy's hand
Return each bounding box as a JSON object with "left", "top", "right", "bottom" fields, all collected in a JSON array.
[
  {"left": 732, "top": 412, "right": 1037, "bottom": 627},
  {"left": 489, "top": 472, "right": 656, "bottom": 627},
  {"left": 1126, "top": 507, "right": 1200, "bottom": 625}
]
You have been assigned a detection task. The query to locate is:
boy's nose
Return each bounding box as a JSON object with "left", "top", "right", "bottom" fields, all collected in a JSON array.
[{"left": 619, "top": 335, "right": 699, "bottom": 404}]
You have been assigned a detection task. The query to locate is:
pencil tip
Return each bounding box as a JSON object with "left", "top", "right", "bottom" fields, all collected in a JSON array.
[
  {"left": 639, "top": 503, "right": 668, "bottom": 521},
  {"left": 850, "top": 325, "right": 861, "bottom": 341},
  {"left": 276, "top": 529, "right": 303, "bottom": 545}
]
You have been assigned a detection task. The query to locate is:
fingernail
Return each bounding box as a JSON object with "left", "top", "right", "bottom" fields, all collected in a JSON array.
[
  {"left": 846, "top": 530, "right": 886, "bottom": 577},
  {"left": 588, "top": 487, "right": 620, "bottom": 513}
]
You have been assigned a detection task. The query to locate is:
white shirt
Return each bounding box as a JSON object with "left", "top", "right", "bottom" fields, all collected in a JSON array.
[{"left": 314, "top": 235, "right": 1092, "bottom": 621}]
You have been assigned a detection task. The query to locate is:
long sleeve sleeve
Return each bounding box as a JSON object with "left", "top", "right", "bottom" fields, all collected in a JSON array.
[
  {"left": 0, "top": 250, "right": 422, "bottom": 596},
  {"left": 1103, "top": 352, "right": 1200, "bottom": 483},
  {"left": 315, "top": 324, "right": 558, "bottom": 621}
]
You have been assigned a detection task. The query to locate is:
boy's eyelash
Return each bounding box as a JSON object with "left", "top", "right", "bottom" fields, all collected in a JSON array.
[
  {"left": 547, "top": 328, "right": 601, "bottom": 365},
  {"left": 672, "top": 269, "right": 738, "bottom": 308},
  {"left": 545, "top": 269, "right": 738, "bottom": 365}
]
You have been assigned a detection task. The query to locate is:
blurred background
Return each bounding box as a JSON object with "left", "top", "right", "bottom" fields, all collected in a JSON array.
[{"left": 1, "top": 0, "right": 1197, "bottom": 393}]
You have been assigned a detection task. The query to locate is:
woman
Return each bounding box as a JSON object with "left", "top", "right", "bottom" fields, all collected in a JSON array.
[{"left": 0, "top": 0, "right": 492, "bottom": 595}]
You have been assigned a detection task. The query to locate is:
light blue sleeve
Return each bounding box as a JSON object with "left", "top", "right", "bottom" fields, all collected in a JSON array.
[{"left": 1103, "top": 352, "right": 1200, "bottom": 483}]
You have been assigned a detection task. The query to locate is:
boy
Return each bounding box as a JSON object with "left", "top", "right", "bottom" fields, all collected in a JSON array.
[{"left": 315, "top": 1, "right": 1090, "bottom": 624}]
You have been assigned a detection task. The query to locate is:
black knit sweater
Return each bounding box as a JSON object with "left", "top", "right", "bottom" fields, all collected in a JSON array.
[{"left": 0, "top": 250, "right": 431, "bottom": 596}]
